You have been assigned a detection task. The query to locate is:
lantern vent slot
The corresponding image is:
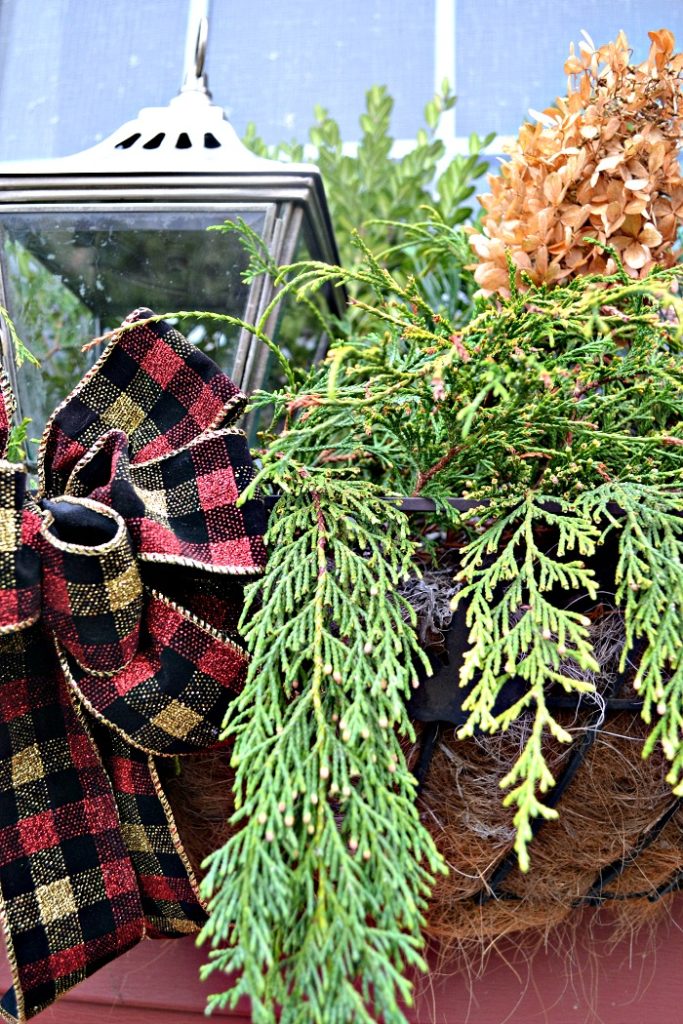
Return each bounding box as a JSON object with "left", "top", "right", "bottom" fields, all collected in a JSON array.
[
  {"left": 115, "top": 133, "right": 141, "bottom": 150},
  {"left": 204, "top": 132, "right": 221, "bottom": 149},
  {"left": 176, "top": 133, "right": 192, "bottom": 149},
  {"left": 143, "top": 133, "right": 166, "bottom": 150}
]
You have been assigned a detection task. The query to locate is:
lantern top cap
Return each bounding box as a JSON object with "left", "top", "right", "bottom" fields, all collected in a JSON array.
[
  {"left": 0, "top": 87, "right": 316, "bottom": 177},
  {"left": 59, "top": 89, "right": 286, "bottom": 173}
]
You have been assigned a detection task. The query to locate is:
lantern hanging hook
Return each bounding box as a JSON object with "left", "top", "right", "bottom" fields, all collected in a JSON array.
[
  {"left": 193, "top": 17, "right": 208, "bottom": 80},
  {"left": 181, "top": 0, "right": 211, "bottom": 96}
]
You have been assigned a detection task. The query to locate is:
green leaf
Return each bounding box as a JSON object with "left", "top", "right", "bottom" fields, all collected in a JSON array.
[{"left": 454, "top": 495, "right": 600, "bottom": 869}]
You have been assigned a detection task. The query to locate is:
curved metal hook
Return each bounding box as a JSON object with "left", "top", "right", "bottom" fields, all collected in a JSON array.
[
  {"left": 181, "top": 6, "right": 210, "bottom": 96},
  {"left": 193, "top": 16, "right": 208, "bottom": 80}
]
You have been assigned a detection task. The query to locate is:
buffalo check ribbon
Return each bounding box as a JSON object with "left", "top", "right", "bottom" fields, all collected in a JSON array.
[{"left": 0, "top": 310, "right": 266, "bottom": 1021}]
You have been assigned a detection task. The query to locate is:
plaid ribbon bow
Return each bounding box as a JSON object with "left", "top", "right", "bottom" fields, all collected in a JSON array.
[{"left": 0, "top": 310, "right": 266, "bottom": 1021}]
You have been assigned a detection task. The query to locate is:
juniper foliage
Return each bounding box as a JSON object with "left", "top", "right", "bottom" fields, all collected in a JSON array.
[{"left": 198, "top": 224, "right": 683, "bottom": 1021}]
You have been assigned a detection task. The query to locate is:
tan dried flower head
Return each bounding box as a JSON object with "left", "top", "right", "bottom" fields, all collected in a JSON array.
[{"left": 469, "top": 29, "right": 683, "bottom": 296}]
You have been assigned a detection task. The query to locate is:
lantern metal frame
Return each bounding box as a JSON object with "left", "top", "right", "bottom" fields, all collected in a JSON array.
[{"left": 0, "top": 18, "right": 343, "bottom": 407}]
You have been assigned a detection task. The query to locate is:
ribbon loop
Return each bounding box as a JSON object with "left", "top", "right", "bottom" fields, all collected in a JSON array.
[
  {"left": 39, "top": 498, "right": 143, "bottom": 677},
  {"left": 65, "top": 427, "right": 267, "bottom": 573},
  {"left": 0, "top": 311, "right": 267, "bottom": 1020},
  {"left": 40, "top": 309, "right": 247, "bottom": 499}
]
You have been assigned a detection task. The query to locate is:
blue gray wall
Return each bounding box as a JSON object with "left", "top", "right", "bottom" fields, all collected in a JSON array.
[{"left": 0, "top": 0, "right": 681, "bottom": 160}]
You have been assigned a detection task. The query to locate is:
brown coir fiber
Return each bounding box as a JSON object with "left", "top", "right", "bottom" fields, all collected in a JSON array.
[
  {"left": 161, "top": 750, "right": 238, "bottom": 880},
  {"left": 163, "top": 709, "right": 683, "bottom": 950},
  {"left": 404, "top": 714, "right": 683, "bottom": 947}
]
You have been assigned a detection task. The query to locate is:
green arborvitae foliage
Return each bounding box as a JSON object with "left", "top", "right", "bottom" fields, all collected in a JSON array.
[
  {"left": 6, "top": 418, "right": 32, "bottom": 463},
  {"left": 452, "top": 495, "right": 600, "bottom": 868},
  {"left": 584, "top": 482, "right": 683, "bottom": 795},
  {"left": 0, "top": 306, "right": 38, "bottom": 465},
  {"left": 198, "top": 220, "right": 683, "bottom": 1021}
]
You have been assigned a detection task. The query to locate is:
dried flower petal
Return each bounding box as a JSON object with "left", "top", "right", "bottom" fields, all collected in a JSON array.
[
  {"left": 473, "top": 264, "right": 510, "bottom": 294},
  {"left": 543, "top": 172, "right": 565, "bottom": 205},
  {"left": 596, "top": 154, "right": 624, "bottom": 173},
  {"left": 639, "top": 223, "right": 663, "bottom": 247},
  {"left": 469, "top": 28, "right": 683, "bottom": 294},
  {"left": 623, "top": 242, "right": 648, "bottom": 269}
]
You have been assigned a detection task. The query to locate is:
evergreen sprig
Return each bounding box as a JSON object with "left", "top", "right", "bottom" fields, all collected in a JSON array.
[
  {"left": 199, "top": 219, "right": 683, "bottom": 1022},
  {"left": 453, "top": 496, "right": 600, "bottom": 869},
  {"left": 584, "top": 483, "right": 683, "bottom": 793},
  {"left": 200, "top": 475, "right": 445, "bottom": 1024},
  {"left": 0, "top": 305, "right": 39, "bottom": 368}
]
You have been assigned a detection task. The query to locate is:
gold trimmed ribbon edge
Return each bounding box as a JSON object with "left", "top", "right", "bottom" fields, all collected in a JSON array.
[
  {"left": 147, "top": 757, "right": 208, "bottom": 917},
  {"left": 139, "top": 552, "right": 264, "bottom": 575},
  {"left": 0, "top": 875, "right": 26, "bottom": 1023},
  {"left": 146, "top": 588, "right": 249, "bottom": 656},
  {"left": 0, "top": 614, "right": 40, "bottom": 637}
]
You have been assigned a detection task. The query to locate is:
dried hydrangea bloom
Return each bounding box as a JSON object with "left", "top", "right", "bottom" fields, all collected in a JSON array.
[{"left": 469, "top": 29, "right": 683, "bottom": 296}]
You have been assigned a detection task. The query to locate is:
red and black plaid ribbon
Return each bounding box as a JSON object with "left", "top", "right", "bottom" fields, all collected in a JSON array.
[{"left": 0, "top": 310, "right": 266, "bottom": 1021}]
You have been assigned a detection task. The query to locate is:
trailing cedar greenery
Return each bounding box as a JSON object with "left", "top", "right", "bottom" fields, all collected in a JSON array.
[
  {"left": 196, "top": 220, "right": 683, "bottom": 1023},
  {"left": 200, "top": 480, "right": 444, "bottom": 1024}
]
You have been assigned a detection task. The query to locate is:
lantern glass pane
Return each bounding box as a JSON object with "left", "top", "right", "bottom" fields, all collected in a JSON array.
[
  {"left": 0, "top": 205, "right": 269, "bottom": 462},
  {"left": 266, "top": 231, "right": 329, "bottom": 388},
  {"left": 245, "top": 231, "right": 331, "bottom": 441}
]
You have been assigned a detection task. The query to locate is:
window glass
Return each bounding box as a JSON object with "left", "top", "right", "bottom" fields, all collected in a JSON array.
[
  {"left": 0, "top": 0, "right": 434, "bottom": 161},
  {"left": 207, "top": 0, "right": 434, "bottom": 144},
  {"left": 455, "top": 0, "right": 682, "bottom": 140}
]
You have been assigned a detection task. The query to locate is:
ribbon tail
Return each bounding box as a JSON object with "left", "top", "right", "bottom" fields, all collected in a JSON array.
[
  {"left": 96, "top": 729, "right": 207, "bottom": 938},
  {"left": 0, "top": 467, "right": 145, "bottom": 1021},
  {"left": 0, "top": 638, "right": 145, "bottom": 1022},
  {"left": 59, "top": 589, "right": 250, "bottom": 757}
]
